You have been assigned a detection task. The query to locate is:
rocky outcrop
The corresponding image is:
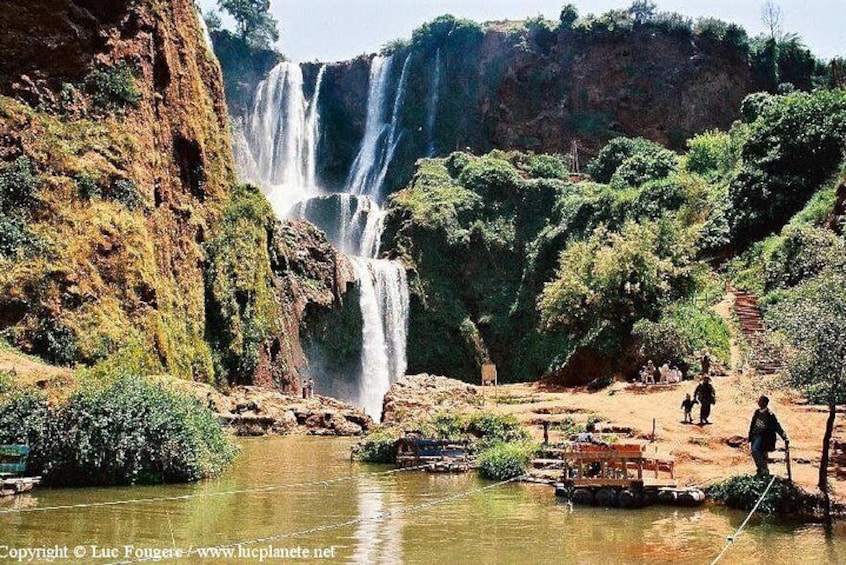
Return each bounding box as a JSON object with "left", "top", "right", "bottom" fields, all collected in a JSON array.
[
  {"left": 381, "top": 374, "right": 481, "bottom": 426},
  {"left": 258, "top": 220, "right": 358, "bottom": 390},
  {"left": 166, "top": 378, "right": 373, "bottom": 436}
]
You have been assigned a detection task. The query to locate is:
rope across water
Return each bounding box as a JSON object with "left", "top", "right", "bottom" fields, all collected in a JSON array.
[
  {"left": 710, "top": 475, "right": 777, "bottom": 565},
  {"left": 106, "top": 474, "right": 523, "bottom": 565},
  {"left": 0, "top": 464, "right": 430, "bottom": 515}
]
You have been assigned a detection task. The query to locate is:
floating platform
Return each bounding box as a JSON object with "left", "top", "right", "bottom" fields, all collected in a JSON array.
[
  {"left": 396, "top": 433, "right": 472, "bottom": 474},
  {"left": 0, "top": 476, "right": 40, "bottom": 497}
]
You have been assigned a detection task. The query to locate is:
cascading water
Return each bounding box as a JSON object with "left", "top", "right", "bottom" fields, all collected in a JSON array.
[
  {"left": 244, "top": 62, "right": 325, "bottom": 216},
  {"left": 426, "top": 48, "right": 441, "bottom": 157},
  {"left": 347, "top": 53, "right": 412, "bottom": 200},
  {"left": 237, "top": 55, "right": 411, "bottom": 420}
]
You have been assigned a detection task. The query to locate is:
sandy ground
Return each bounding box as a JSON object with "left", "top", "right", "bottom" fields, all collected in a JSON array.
[{"left": 483, "top": 377, "right": 842, "bottom": 495}]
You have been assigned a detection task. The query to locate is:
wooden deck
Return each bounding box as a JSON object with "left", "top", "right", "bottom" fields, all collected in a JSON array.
[{"left": 533, "top": 443, "right": 676, "bottom": 489}]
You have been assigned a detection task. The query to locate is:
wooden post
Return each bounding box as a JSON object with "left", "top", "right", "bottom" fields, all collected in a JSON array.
[
  {"left": 651, "top": 418, "right": 656, "bottom": 443},
  {"left": 542, "top": 421, "right": 549, "bottom": 445}
]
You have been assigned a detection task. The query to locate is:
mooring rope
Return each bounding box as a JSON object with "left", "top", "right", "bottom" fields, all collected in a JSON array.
[
  {"left": 710, "top": 475, "right": 777, "bottom": 565},
  {"left": 0, "top": 464, "right": 430, "bottom": 516},
  {"left": 107, "top": 475, "right": 524, "bottom": 565}
]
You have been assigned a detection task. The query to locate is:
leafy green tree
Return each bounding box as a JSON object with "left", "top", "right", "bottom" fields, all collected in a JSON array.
[
  {"left": 539, "top": 219, "right": 695, "bottom": 338},
  {"left": 218, "top": 0, "right": 279, "bottom": 48},
  {"left": 586, "top": 137, "right": 673, "bottom": 184},
  {"left": 771, "top": 271, "right": 846, "bottom": 521},
  {"left": 727, "top": 89, "right": 846, "bottom": 244},
  {"left": 559, "top": 4, "right": 579, "bottom": 29}
]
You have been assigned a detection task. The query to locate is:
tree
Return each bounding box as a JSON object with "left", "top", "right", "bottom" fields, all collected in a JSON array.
[
  {"left": 204, "top": 10, "right": 222, "bottom": 33},
  {"left": 628, "top": 0, "right": 657, "bottom": 25},
  {"left": 218, "top": 0, "right": 279, "bottom": 48},
  {"left": 761, "top": 1, "right": 783, "bottom": 42},
  {"left": 772, "top": 271, "right": 846, "bottom": 523},
  {"left": 559, "top": 4, "right": 579, "bottom": 29}
]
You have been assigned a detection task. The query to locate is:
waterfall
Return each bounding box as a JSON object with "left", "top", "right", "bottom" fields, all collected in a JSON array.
[
  {"left": 346, "top": 55, "right": 393, "bottom": 197},
  {"left": 243, "top": 62, "right": 325, "bottom": 216},
  {"left": 347, "top": 53, "right": 412, "bottom": 200},
  {"left": 239, "top": 56, "right": 411, "bottom": 420},
  {"left": 426, "top": 48, "right": 441, "bottom": 156},
  {"left": 352, "top": 257, "right": 409, "bottom": 419}
]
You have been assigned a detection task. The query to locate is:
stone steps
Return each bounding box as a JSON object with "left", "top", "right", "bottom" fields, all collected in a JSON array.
[{"left": 728, "top": 286, "right": 784, "bottom": 375}]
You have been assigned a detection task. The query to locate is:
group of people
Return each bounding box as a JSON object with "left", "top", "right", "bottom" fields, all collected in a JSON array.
[
  {"left": 638, "top": 360, "right": 682, "bottom": 385},
  {"left": 301, "top": 378, "right": 315, "bottom": 399}
]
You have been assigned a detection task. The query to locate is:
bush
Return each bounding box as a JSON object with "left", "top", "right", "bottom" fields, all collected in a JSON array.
[
  {"left": 559, "top": 4, "right": 579, "bottom": 30},
  {"left": 727, "top": 89, "right": 846, "bottom": 243},
  {"left": 410, "top": 14, "right": 484, "bottom": 53},
  {"left": 84, "top": 63, "right": 141, "bottom": 112},
  {"left": 458, "top": 156, "right": 523, "bottom": 199},
  {"left": 764, "top": 225, "right": 845, "bottom": 290},
  {"left": 32, "top": 318, "right": 80, "bottom": 366},
  {"left": 0, "top": 374, "right": 237, "bottom": 486},
  {"left": 467, "top": 412, "right": 529, "bottom": 448},
  {"left": 108, "top": 177, "right": 145, "bottom": 211},
  {"left": 609, "top": 149, "right": 679, "bottom": 189},
  {"left": 0, "top": 156, "right": 38, "bottom": 210},
  {"left": 586, "top": 137, "right": 673, "bottom": 184},
  {"left": 709, "top": 475, "right": 819, "bottom": 515},
  {"left": 685, "top": 130, "right": 741, "bottom": 179},
  {"left": 477, "top": 441, "right": 536, "bottom": 480},
  {"left": 632, "top": 317, "right": 691, "bottom": 364},
  {"left": 353, "top": 429, "right": 398, "bottom": 463}
]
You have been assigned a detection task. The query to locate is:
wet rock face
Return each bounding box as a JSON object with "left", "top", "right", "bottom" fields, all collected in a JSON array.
[{"left": 381, "top": 374, "right": 481, "bottom": 426}]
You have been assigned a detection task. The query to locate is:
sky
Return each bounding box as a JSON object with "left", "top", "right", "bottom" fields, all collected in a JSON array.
[{"left": 197, "top": 0, "right": 845, "bottom": 63}]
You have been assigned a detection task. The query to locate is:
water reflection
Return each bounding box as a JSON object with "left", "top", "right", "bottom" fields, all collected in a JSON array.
[
  {"left": 351, "top": 477, "right": 403, "bottom": 564},
  {"left": 1, "top": 437, "right": 844, "bottom": 564}
]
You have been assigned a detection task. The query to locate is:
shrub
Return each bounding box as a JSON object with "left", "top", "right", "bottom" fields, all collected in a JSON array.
[
  {"left": 685, "top": 130, "right": 741, "bottom": 179},
  {"left": 32, "top": 318, "right": 80, "bottom": 366},
  {"left": 84, "top": 63, "right": 141, "bottom": 112},
  {"left": 74, "top": 174, "right": 102, "bottom": 200},
  {"left": 0, "top": 156, "right": 38, "bottom": 210},
  {"left": 353, "top": 429, "right": 398, "bottom": 463},
  {"left": 709, "top": 475, "right": 819, "bottom": 515},
  {"left": 410, "top": 14, "right": 484, "bottom": 53},
  {"left": 0, "top": 374, "right": 237, "bottom": 486},
  {"left": 477, "top": 441, "right": 536, "bottom": 480},
  {"left": 632, "top": 177, "right": 688, "bottom": 218},
  {"left": 764, "top": 225, "right": 845, "bottom": 290},
  {"left": 739, "top": 92, "right": 775, "bottom": 123},
  {"left": 467, "top": 412, "right": 529, "bottom": 448},
  {"left": 0, "top": 389, "right": 51, "bottom": 473},
  {"left": 109, "top": 177, "right": 145, "bottom": 211},
  {"left": 632, "top": 317, "right": 691, "bottom": 365},
  {"left": 559, "top": 4, "right": 579, "bottom": 30},
  {"left": 586, "top": 137, "right": 672, "bottom": 184},
  {"left": 609, "top": 149, "right": 679, "bottom": 189},
  {"left": 458, "top": 156, "right": 523, "bottom": 199}
]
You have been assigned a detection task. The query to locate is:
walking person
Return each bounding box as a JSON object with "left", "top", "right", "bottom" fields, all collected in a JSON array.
[
  {"left": 302, "top": 379, "right": 308, "bottom": 400},
  {"left": 748, "top": 395, "right": 789, "bottom": 477},
  {"left": 693, "top": 375, "right": 716, "bottom": 424},
  {"left": 680, "top": 393, "right": 697, "bottom": 424}
]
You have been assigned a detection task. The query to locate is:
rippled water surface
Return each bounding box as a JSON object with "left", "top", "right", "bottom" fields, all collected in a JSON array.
[{"left": 2, "top": 436, "right": 844, "bottom": 564}]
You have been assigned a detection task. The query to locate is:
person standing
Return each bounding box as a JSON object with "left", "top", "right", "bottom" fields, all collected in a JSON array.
[
  {"left": 302, "top": 379, "right": 308, "bottom": 400},
  {"left": 680, "top": 393, "right": 697, "bottom": 424},
  {"left": 748, "top": 395, "right": 789, "bottom": 477},
  {"left": 693, "top": 375, "right": 716, "bottom": 424},
  {"left": 308, "top": 377, "right": 315, "bottom": 399},
  {"left": 701, "top": 349, "right": 712, "bottom": 376}
]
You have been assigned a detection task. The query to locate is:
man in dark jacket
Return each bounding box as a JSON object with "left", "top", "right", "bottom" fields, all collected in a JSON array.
[
  {"left": 748, "top": 395, "right": 789, "bottom": 476},
  {"left": 693, "top": 375, "right": 716, "bottom": 424}
]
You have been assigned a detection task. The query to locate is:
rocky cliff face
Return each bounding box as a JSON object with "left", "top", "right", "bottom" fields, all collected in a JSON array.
[
  {"left": 224, "top": 22, "right": 758, "bottom": 196},
  {"left": 0, "top": 0, "right": 353, "bottom": 389}
]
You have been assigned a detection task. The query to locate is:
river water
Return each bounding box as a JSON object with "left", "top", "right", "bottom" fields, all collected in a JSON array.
[{"left": 1, "top": 437, "right": 844, "bottom": 564}]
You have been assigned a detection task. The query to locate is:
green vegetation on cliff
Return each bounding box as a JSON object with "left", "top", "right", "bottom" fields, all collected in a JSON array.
[{"left": 385, "top": 87, "right": 846, "bottom": 383}]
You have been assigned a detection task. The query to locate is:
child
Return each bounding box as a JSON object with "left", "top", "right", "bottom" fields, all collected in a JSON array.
[{"left": 681, "top": 393, "right": 697, "bottom": 424}]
